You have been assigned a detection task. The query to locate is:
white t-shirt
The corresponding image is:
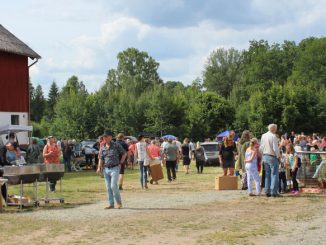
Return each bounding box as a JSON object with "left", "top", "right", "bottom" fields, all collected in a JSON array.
[
  {"left": 175, "top": 141, "right": 182, "bottom": 152},
  {"left": 136, "top": 142, "right": 147, "bottom": 161}
]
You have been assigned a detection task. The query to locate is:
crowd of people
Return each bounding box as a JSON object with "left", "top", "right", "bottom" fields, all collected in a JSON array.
[
  {"left": 1, "top": 126, "right": 325, "bottom": 209},
  {"left": 234, "top": 125, "right": 326, "bottom": 197}
]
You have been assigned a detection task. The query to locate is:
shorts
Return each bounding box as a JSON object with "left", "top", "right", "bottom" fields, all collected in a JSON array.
[
  {"left": 130, "top": 154, "right": 134, "bottom": 163},
  {"left": 183, "top": 156, "right": 191, "bottom": 165}
]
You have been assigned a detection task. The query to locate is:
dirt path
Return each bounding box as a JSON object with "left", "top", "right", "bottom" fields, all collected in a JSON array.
[
  {"left": 16, "top": 191, "right": 326, "bottom": 245},
  {"left": 21, "top": 190, "right": 244, "bottom": 221}
]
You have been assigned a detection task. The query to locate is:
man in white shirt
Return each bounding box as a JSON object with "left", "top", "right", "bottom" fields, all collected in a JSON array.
[{"left": 260, "top": 124, "right": 281, "bottom": 197}]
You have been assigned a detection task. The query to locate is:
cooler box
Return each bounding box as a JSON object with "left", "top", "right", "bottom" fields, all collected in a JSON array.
[
  {"left": 215, "top": 176, "right": 238, "bottom": 190},
  {"left": 150, "top": 162, "right": 164, "bottom": 181}
]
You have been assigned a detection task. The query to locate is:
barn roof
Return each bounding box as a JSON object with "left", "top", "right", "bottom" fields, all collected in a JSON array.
[{"left": 0, "top": 24, "right": 41, "bottom": 59}]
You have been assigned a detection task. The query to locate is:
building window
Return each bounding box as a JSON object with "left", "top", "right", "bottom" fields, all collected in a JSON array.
[{"left": 11, "top": 115, "right": 19, "bottom": 125}]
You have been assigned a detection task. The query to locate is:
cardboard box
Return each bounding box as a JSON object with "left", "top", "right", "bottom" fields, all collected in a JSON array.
[
  {"left": 215, "top": 176, "right": 238, "bottom": 190},
  {"left": 149, "top": 163, "right": 164, "bottom": 182}
]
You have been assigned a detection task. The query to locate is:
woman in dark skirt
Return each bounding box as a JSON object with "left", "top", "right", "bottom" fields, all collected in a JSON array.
[
  {"left": 195, "top": 142, "right": 205, "bottom": 173},
  {"left": 181, "top": 138, "right": 191, "bottom": 174},
  {"left": 219, "top": 132, "right": 237, "bottom": 176}
]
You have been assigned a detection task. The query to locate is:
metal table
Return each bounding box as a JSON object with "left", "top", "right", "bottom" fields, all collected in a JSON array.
[
  {"left": 38, "top": 164, "right": 65, "bottom": 204},
  {"left": 3, "top": 165, "right": 40, "bottom": 209}
]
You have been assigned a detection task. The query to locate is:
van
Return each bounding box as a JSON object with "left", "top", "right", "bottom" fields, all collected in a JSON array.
[{"left": 200, "top": 142, "right": 220, "bottom": 166}]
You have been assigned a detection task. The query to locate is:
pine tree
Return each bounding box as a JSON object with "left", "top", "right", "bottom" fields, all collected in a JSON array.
[
  {"left": 31, "top": 85, "right": 46, "bottom": 122},
  {"left": 47, "top": 81, "right": 59, "bottom": 120}
]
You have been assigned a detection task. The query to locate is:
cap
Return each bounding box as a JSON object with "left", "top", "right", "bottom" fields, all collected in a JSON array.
[{"left": 103, "top": 130, "right": 113, "bottom": 137}]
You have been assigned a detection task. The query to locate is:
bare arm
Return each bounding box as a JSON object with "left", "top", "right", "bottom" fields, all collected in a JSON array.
[
  {"left": 120, "top": 152, "right": 127, "bottom": 164},
  {"left": 43, "top": 145, "right": 51, "bottom": 157},
  {"left": 146, "top": 147, "right": 154, "bottom": 160},
  {"left": 134, "top": 145, "right": 138, "bottom": 160},
  {"left": 244, "top": 150, "right": 257, "bottom": 163}
]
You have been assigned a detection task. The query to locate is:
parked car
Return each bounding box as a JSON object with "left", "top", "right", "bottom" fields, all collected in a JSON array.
[{"left": 200, "top": 142, "right": 221, "bottom": 166}]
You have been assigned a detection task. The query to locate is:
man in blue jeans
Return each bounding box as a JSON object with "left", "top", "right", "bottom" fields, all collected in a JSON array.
[
  {"left": 260, "top": 124, "right": 281, "bottom": 197},
  {"left": 97, "top": 131, "right": 127, "bottom": 209}
]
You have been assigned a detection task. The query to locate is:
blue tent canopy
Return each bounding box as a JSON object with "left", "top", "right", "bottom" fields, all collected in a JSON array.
[
  {"left": 162, "top": 134, "right": 176, "bottom": 140},
  {"left": 217, "top": 130, "right": 239, "bottom": 141}
]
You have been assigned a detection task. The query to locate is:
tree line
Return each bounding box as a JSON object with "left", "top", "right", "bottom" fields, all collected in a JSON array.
[{"left": 30, "top": 37, "right": 326, "bottom": 141}]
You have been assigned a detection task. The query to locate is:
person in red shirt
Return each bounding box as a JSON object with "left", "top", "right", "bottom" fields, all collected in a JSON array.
[
  {"left": 128, "top": 141, "right": 136, "bottom": 170},
  {"left": 43, "top": 136, "right": 60, "bottom": 192},
  {"left": 322, "top": 137, "right": 326, "bottom": 151},
  {"left": 148, "top": 140, "right": 161, "bottom": 159}
]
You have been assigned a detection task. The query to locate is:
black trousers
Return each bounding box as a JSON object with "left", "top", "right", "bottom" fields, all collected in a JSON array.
[
  {"left": 166, "top": 160, "right": 176, "bottom": 181},
  {"left": 49, "top": 181, "right": 57, "bottom": 192},
  {"left": 290, "top": 168, "right": 299, "bottom": 191},
  {"left": 85, "top": 154, "right": 93, "bottom": 166},
  {"left": 196, "top": 160, "right": 204, "bottom": 173},
  {"left": 279, "top": 171, "right": 287, "bottom": 192}
]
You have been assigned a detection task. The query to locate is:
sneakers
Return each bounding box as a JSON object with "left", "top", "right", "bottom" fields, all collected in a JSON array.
[
  {"left": 105, "top": 203, "right": 122, "bottom": 209},
  {"left": 104, "top": 205, "right": 114, "bottom": 209},
  {"left": 249, "top": 193, "right": 256, "bottom": 197},
  {"left": 293, "top": 191, "right": 300, "bottom": 195}
]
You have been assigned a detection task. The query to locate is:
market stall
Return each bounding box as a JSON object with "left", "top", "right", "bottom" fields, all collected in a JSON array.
[{"left": 297, "top": 151, "right": 326, "bottom": 192}]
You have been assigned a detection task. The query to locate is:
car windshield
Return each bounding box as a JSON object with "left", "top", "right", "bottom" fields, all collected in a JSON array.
[
  {"left": 201, "top": 144, "right": 219, "bottom": 152},
  {"left": 82, "top": 141, "right": 96, "bottom": 147}
]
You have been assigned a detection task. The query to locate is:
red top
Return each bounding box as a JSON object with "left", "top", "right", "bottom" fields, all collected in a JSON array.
[
  {"left": 43, "top": 143, "right": 60, "bottom": 164},
  {"left": 323, "top": 140, "right": 326, "bottom": 147},
  {"left": 148, "top": 144, "right": 161, "bottom": 158},
  {"left": 128, "top": 144, "right": 136, "bottom": 154}
]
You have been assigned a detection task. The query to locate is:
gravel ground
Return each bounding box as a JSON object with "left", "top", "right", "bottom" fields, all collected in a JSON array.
[
  {"left": 254, "top": 214, "right": 326, "bottom": 245},
  {"left": 22, "top": 190, "right": 244, "bottom": 221}
]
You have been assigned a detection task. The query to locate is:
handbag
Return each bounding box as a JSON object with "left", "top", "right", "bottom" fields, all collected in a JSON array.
[{"left": 144, "top": 159, "right": 150, "bottom": 166}]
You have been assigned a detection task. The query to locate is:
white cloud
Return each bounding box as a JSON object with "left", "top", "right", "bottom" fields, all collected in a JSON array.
[{"left": 3, "top": 0, "right": 324, "bottom": 95}]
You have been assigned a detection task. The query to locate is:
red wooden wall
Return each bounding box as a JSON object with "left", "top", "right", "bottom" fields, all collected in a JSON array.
[{"left": 0, "top": 51, "right": 29, "bottom": 113}]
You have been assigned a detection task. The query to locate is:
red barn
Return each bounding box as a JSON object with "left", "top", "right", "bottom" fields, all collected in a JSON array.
[{"left": 0, "top": 24, "right": 41, "bottom": 145}]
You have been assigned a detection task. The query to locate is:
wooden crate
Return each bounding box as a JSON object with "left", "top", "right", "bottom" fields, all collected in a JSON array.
[{"left": 215, "top": 176, "right": 238, "bottom": 190}]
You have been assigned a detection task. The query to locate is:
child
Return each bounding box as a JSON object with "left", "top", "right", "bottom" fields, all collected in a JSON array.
[
  {"left": 279, "top": 152, "right": 287, "bottom": 194},
  {"left": 244, "top": 138, "right": 261, "bottom": 196},
  {"left": 286, "top": 144, "right": 299, "bottom": 195},
  {"left": 310, "top": 147, "right": 318, "bottom": 166}
]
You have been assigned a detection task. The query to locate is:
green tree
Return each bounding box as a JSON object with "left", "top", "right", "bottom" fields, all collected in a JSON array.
[
  {"left": 188, "top": 92, "right": 234, "bottom": 140},
  {"left": 30, "top": 84, "right": 46, "bottom": 122},
  {"left": 47, "top": 81, "right": 59, "bottom": 120},
  {"left": 290, "top": 37, "right": 326, "bottom": 87},
  {"left": 51, "top": 76, "right": 89, "bottom": 140},
  {"left": 203, "top": 48, "right": 243, "bottom": 97}
]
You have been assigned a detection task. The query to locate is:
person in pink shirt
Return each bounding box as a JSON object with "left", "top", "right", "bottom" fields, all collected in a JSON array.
[{"left": 148, "top": 140, "right": 161, "bottom": 159}]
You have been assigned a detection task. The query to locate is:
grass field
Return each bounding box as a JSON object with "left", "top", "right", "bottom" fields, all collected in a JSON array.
[{"left": 1, "top": 165, "right": 325, "bottom": 245}]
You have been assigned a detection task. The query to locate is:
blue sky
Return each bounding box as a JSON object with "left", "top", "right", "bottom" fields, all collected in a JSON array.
[{"left": 1, "top": 0, "right": 325, "bottom": 95}]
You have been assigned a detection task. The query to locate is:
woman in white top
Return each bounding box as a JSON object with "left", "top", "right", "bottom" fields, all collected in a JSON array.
[
  {"left": 244, "top": 138, "right": 261, "bottom": 196},
  {"left": 135, "top": 135, "right": 153, "bottom": 189}
]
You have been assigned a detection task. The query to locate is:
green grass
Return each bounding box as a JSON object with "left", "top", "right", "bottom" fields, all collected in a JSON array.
[
  {"left": 201, "top": 225, "right": 275, "bottom": 244},
  {"left": 6, "top": 164, "right": 221, "bottom": 209}
]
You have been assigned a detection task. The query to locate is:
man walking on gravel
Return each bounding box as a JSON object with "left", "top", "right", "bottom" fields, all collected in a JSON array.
[
  {"left": 163, "top": 139, "right": 180, "bottom": 182},
  {"left": 260, "top": 124, "right": 281, "bottom": 197},
  {"left": 97, "top": 131, "right": 127, "bottom": 209}
]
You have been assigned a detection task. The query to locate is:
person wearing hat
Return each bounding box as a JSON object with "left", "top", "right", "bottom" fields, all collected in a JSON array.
[{"left": 97, "top": 130, "right": 127, "bottom": 209}]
